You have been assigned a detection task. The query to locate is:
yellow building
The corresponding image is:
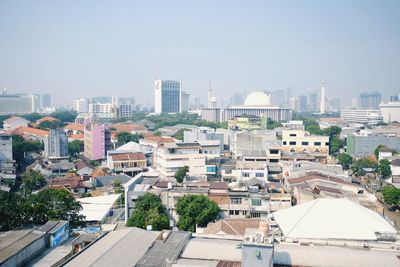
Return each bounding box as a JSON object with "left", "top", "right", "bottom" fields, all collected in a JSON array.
[
  {"left": 228, "top": 115, "right": 262, "bottom": 130},
  {"left": 282, "top": 129, "right": 329, "bottom": 154}
]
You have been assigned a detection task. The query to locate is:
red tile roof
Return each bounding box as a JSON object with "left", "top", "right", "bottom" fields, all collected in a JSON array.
[
  {"left": 49, "top": 176, "right": 84, "bottom": 189},
  {"left": 13, "top": 126, "right": 49, "bottom": 137},
  {"left": 203, "top": 219, "right": 262, "bottom": 236},
  {"left": 110, "top": 152, "right": 145, "bottom": 161},
  {"left": 288, "top": 172, "right": 353, "bottom": 186},
  {"left": 111, "top": 123, "right": 147, "bottom": 133},
  {"left": 64, "top": 123, "right": 84, "bottom": 132},
  {"left": 36, "top": 116, "right": 59, "bottom": 124}
]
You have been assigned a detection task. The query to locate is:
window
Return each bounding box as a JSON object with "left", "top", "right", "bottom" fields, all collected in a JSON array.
[
  {"left": 231, "top": 198, "right": 242, "bottom": 204},
  {"left": 251, "top": 198, "right": 262, "bottom": 206},
  {"left": 289, "top": 141, "right": 296, "bottom": 145},
  {"left": 270, "top": 159, "right": 278, "bottom": 163},
  {"left": 251, "top": 212, "right": 261, "bottom": 218},
  {"left": 242, "top": 172, "right": 250, "bottom": 177},
  {"left": 283, "top": 141, "right": 287, "bottom": 145},
  {"left": 325, "top": 142, "right": 329, "bottom": 146},
  {"left": 242, "top": 211, "right": 247, "bottom": 216},
  {"left": 229, "top": 210, "right": 239, "bottom": 215},
  {"left": 301, "top": 141, "right": 309, "bottom": 146},
  {"left": 289, "top": 133, "right": 296, "bottom": 137},
  {"left": 314, "top": 142, "right": 321, "bottom": 146},
  {"left": 255, "top": 172, "right": 264, "bottom": 178},
  {"left": 270, "top": 149, "right": 279, "bottom": 154}
]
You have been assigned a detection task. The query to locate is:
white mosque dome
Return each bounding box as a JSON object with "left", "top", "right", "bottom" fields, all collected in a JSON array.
[{"left": 244, "top": 91, "right": 271, "bottom": 106}]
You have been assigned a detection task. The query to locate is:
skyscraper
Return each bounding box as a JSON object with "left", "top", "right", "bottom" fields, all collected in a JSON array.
[
  {"left": 73, "top": 98, "right": 89, "bottom": 113},
  {"left": 181, "top": 92, "right": 190, "bottom": 112},
  {"left": 359, "top": 92, "right": 382, "bottom": 110},
  {"left": 41, "top": 94, "right": 51, "bottom": 108},
  {"left": 308, "top": 92, "right": 318, "bottom": 112},
  {"left": 320, "top": 82, "right": 326, "bottom": 114},
  {"left": 289, "top": 97, "right": 300, "bottom": 112},
  {"left": 154, "top": 80, "right": 181, "bottom": 114},
  {"left": 298, "top": 95, "right": 307, "bottom": 112},
  {"left": 0, "top": 90, "right": 39, "bottom": 114}
]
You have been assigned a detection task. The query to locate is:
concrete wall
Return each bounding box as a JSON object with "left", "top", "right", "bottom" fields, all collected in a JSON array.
[{"left": 2, "top": 234, "right": 46, "bottom": 267}]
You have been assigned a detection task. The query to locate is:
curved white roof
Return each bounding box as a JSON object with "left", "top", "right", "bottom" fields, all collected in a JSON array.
[
  {"left": 116, "top": 141, "right": 141, "bottom": 153},
  {"left": 244, "top": 91, "right": 271, "bottom": 106},
  {"left": 273, "top": 198, "right": 396, "bottom": 241}
]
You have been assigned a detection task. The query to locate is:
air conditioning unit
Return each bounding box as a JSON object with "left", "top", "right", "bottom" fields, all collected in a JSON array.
[
  {"left": 244, "top": 235, "right": 254, "bottom": 242},
  {"left": 255, "top": 232, "right": 265, "bottom": 243}
]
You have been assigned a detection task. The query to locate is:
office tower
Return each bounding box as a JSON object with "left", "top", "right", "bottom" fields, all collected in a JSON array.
[
  {"left": 271, "top": 89, "right": 285, "bottom": 107},
  {"left": 41, "top": 94, "right": 51, "bottom": 108},
  {"left": 298, "top": 95, "right": 307, "bottom": 112},
  {"left": 118, "top": 97, "right": 135, "bottom": 105},
  {"left": 0, "top": 90, "right": 39, "bottom": 115},
  {"left": 181, "top": 92, "right": 190, "bottom": 112},
  {"left": 154, "top": 80, "right": 181, "bottom": 114},
  {"left": 308, "top": 92, "right": 318, "bottom": 112},
  {"left": 320, "top": 82, "right": 326, "bottom": 114},
  {"left": 289, "top": 97, "right": 300, "bottom": 112},
  {"left": 84, "top": 123, "right": 111, "bottom": 161},
  {"left": 44, "top": 129, "right": 69, "bottom": 159},
  {"left": 73, "top": 98, "right": 89, "bottom": 113},
  {"left": 286, "top": 87, "right": 293, "bottom": 107},
  {"left": 119, "top": 104, "right": 135, "bottom": 117},
  {"left": 90, "top": 95, "right": 112, "bottom": 104},
  {"left": 359, "top": 92, "right": 381, "bottom": 110}
]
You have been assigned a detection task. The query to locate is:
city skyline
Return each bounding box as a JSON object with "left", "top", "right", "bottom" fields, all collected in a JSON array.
[{"left": 1, "top": 1, "right": 400, "bottom": 106}]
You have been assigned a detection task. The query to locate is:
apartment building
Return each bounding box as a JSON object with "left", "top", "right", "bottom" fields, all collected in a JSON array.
[{"left": 281, "top": 129, "right": 329, "bottom": 155}]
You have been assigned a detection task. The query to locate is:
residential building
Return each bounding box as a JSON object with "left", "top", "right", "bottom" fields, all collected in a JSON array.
[
  {"left": 72, "top": 98, "right": 89, "bottom": 113},
  {"left": 0, "top": 134, "right": 16, "bottom": 183},
  {"left": 0, "top": 92, "right": 39, "bottom": 114},
  {"left": 281, "top": 128, "right": 330, "bottom": 155},
  {"left": 228, "top": 115, "right": 262, "bottom": 130},
  {"left": 380, "top": 101, "right": 400, "bottom": 123},
  {"left": 2, "top": 116, "right": 30, "bottom": 130},
  {"left": 155, "top": 142, "right": 206, "bottom": 179},
  {"left": 84, "top": 123, "right": 111, "bottom": 161},
  {"left": 390, "top": 159, "right": 400, "bottom": 183},
  {"left": 44, "top": 129, "right": 69, "bottom": 159},
  {"left": 184, "top": 126, "right": 224, "bottom": 149},
  {"left": 118, "top": 103, "right": 135, "bottom": 117},
  {"left": 106, "top": 151, "right": 147, "bottom": 175},
  {"left": 11, "top": 126, "right": 49, "bottom": 142},
  {"left": 154, "top": 79, "right": 182, "bottom": 114},
  {"left": 340, "top": 108, "right": 383, "bottom": 125},
  {"left": 308, "top": 91, "right": 319, "bottom": 112},
  {"left": 359, "top": 92, "right": 381, "bottom": 109},
  {"left": 346, "top": 130, "right": 400, "bottom": 158}
]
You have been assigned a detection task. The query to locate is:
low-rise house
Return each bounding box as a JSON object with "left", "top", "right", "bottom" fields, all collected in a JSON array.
[
  {"left": 281, "top": 128, "right": 330, "bottom": 155},
  {"left": 49, "top": 175, "right": 87, "bottom": 194},
  {"left": 106, "top": 151, "right": 146, "bottom": 176},
  {"left": 390, "top": 158, "right": 400, "bottom": 183},
  {"left": 36, "top": 116, "right": 59, "bottom": 125},
  {"left": 64, "top": 123, "right": 84, "bottom": 136},
  {"left": 3, "top": 116, "right": 30, "bottom": 131},
  {"left": 75, "top": 161, "right": 94, "bottom": 176},
  {"left": 12, "top": 126, "right": 49, "bottom": 141},
  {"left": 111, "top": 122, "right": 148, "bottom": 135}
]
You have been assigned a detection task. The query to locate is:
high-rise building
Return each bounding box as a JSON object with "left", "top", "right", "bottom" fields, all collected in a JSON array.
[
  {"left": 44, "top": 129, "right": 69, "bottom": 159},
  {"left": 289, "top": 97, "right": 300, "bottom": 112},
  {"left": 41, "top": 94, "right": 51, "bottom": 108},
  {"left": 329, "top": 99, "right": 341, "bottom": 112},
  {"left": 208, "top": 80, "right": 217, "bottom": 108},
  {"left": 0, "top": 134, "right": 16, "bottom": 181},
  {"left": 0, "top": 90, "right": 39, "bottom": 115},
  {"left": 298, "top": 95, "right": 307, "bottom": 112},
  {"left": 181, "top": 92, "right": 190, "bottom": 112},
  {"left": 286, "top": 87, "right": 293, "bottom": 107},
  {"left": 320, "top": 82, "right": 326, "bottom": 114},
  {"left": 229, "top": 92, "right": 244, "bottom": 106},
  {"left": 154, "top": 80, "right": 181, "bottom": 114},
  {"left": 119, "top": 104, "right": 135, "bottom": 117},
  {"left": 390, "top": 95, "right": 400, "bottom": 102},
  {"left": 118, "top": 97, "right": 135, "bottom": 105},
  {"left": 308, "top": 92, "right": 318, "bottom": 112},
  {"left": 271, "top": 89, "right": 285, "bottom": 107},
  {"left": 359, "top": 92, "right": 381, "bottom": 110},
  {"left": 73, "top": 98, "right": 89, "bottom": 113},
  {"left": 84, "top": 123, "right": 111, "bottom": 161},
  {"left": 90, "top": 95, "right": 112, "bottom": 104}
]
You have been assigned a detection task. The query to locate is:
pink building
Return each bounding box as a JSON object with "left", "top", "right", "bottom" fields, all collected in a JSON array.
[{"left": 84, "top": 123, "right": 111, "bottom": 161}]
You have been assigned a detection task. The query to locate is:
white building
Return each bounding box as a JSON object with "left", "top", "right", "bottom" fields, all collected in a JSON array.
[
  {"left": 380, "top": 101, "right": 400, "bottom": 123},
  {"left": 73, "top": 98, "right": 89, "bottom": 113},
  {"left": 289, "top": 97, "right": 300, "bottom": 112},
  {"left": 320, "top": 82, "right": 326, "bottom": 114},
  {"left": 154, "top": 142, "right": 206, "bottom": 179},
  {"left": 2, "top": 116, "right": 30, "bottom": 130},
  {"left": 340, "top": 108, "right": 383, "bottom": 125},
  {"left": 0, "top": 92, "right": 39, "bottom": 115}
]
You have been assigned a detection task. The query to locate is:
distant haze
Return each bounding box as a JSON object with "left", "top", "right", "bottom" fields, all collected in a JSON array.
[{"left": 0, "top": 0, "right": 399, "bottom": 106}]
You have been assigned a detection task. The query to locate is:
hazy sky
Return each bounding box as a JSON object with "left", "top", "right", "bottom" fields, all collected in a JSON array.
[{"left": 0, "top": 0, "right": 399, "bottom": 106}]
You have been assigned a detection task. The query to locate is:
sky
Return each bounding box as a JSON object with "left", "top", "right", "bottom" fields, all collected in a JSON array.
[{"left": 0, "top": 0, "right": 399, "bottom": 106}]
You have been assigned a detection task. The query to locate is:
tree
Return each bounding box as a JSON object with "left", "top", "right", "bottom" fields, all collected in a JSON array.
[
  {"left": 21, "top": 169, "right": 47, "bottom": 196},
  {"left": 12, "top": 135, "right": 43, "bottom": 166},
  {"left": 0, "top": 191, "right": 25, "bottom": 231},
  {"left": 381, "top": 185, "right": 400, "bottom": 206},
  {"left": 329, "top": 135, "right": 342, "bottom": 155},
  {"left": 175, "top": 195, "right": 220, "bottom": 232},
  {"left": 172, "top": 128, "right": 188, "bottom": 140},
  {"left": 126, "top": 193, "right": 169, "bottom": 230},
  {"left": 324, "top": 126, "right": 341, "bottom": 137},
  {"left": 378, "top": 159, "right": 392, "bottom": 178},
  {"left": 116, "top": 132, "right": 142, "bottom": 146},
  {"left": 175, "top": 166, "right": 189, "bottom": 183},
  {"left": 351, "top": 157, "right": 378, "bottom": 176},
  {"left": 68, "top": 140, "right": 84, "bottom": 157},
  {"left": 305, "top": 125, "right": 325, "bottom": 135},
  {"left": 50, "top": 111, "right": 78, "bottom": 123},
  {"left": 37, "top": 120, "right": 65, "bottom": 130},
  {"left": 25, "top": 188, "right": 84, "bottom": 227},
  {"left": 337, "top": 153, "right": 353, "bottom": 169},
  {"left": 374, "top": 144, "right": 386, "bottom": 159},
  {"left": 266, "top": 118, "right": 282, "bottom": 130}
]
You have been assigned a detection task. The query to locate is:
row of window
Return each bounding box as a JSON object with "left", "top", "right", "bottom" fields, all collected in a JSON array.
[
  {"left": 283, "top": 141, "right": 329, "bottom": 146},
  {"left": 228, "top": 210, "right": 261, "bottom": 218}
]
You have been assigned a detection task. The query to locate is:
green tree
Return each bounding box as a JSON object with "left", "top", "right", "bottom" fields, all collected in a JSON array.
[
  {"left": 172, "top": 128, "right": 188, "bottom": 140},
  {"left": 50, "top": 111, "right": 78, "bottom": 123},
  {"left": 266, "top": 118, "right": 282, "bottom": 130},
  {"left": 24, "top": 188, "right": 84, "bottom": 227},
  {"left": 324, "top": 126, "right": 341, "bottom": 137},
  {"left": 0, "top": 191, "right": 25, "bottom": 231},
  {"left": 378, "top": 159, "right": 392, "bottom": 178},
  {"left": 175, "top": 166, "right": 189, "bottom": 183},
  {"left": 305, "top": 125, "right": 325, "bottom": 135},
  {"left": 337, "top": 153, "right": 353, "bottom": 169},
  {"left": 37, "top": 120, "right": 65, "bottom": 130},
  {"left": 68, "top": 140, "right": 84, "bottom": 157},
  {"left": 374, "top": 144, "right": 386, "bottom": 159},
  {"left": 175, "top": 195, "right": 220, "bottom": 232},
  {"left": 21, "top": 169, "right": 47, "bottom": 196},
  {"left": 381, "top": 185, "right": 400, "bottom": 206},
  {"left": 351, "top": 157, "right": 378, "bottom": 176},
  {"left": 116, "top": 132, "right": 142, "bottom": 146},
  {"left": 126, "top": 193, "right": 169, "bottom": 230},
  {"left": 12, "top": 135, "right": 44, "bottom": 165}
]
